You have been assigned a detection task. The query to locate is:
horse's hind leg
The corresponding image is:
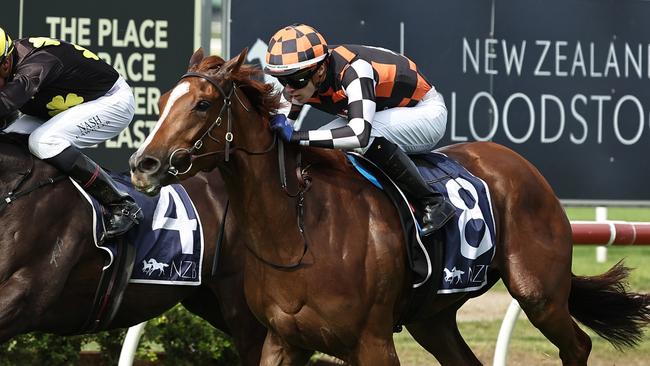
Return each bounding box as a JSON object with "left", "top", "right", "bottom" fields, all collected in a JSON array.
[
  {"left": 516, "top": 293, "right": 591, "bottom": 366},
  {"left": 512, "top": 287, "right": 591, "bottom": 365},
  {"left": 406, "top": 306, "right": 481, "bottom": 366},
  {"left": 501, "top": 232, "right": 591, "bottom": 365}
]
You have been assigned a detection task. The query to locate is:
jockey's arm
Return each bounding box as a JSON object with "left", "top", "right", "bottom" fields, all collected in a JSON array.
[
  {"left": 272, "top": 89, "right": 302, "bottom": 125},
  {"left": 0, "top": 52, "right": 63, "bottom": 118},
  {"left": 291, "top": 59, "right": 377, "bottom": 150}
]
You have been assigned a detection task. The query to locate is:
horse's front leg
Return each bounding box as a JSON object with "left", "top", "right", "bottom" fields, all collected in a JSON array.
[
  {"left": 0, "top": 232, "right": 84, "bottom": 339},
  {"left": 260, "top": 331, "right": 312, "bottom": 366},
  {"left": 348, "top": 331, "right": 400, "bottom": 366},
  {"left": 0, "top": 270, "right": 40, "bottom": 342}
]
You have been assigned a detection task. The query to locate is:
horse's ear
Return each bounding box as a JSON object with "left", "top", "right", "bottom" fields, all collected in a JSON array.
[
  {"left": 188, "top": 48, "right": 204, "bottom": 70},
  {"left": 224, "top": 47, "right": 248, "bottom": 74}
]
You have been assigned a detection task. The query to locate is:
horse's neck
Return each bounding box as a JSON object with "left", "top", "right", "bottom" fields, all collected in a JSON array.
[{"left": 220, "top": 139, "right": 306, "bottom": 254}]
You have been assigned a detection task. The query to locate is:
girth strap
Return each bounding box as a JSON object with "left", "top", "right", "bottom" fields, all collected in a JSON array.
[
  {"left": 211, "top": 199, "right": 229, "bottom": 277},
  {"left": 81, "top": 235, "right": 137, "bottom": 332}
]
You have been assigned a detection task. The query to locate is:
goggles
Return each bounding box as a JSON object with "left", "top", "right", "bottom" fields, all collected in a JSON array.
[{"left": 276, "top": 66, "right": 318, "bottom": 89}]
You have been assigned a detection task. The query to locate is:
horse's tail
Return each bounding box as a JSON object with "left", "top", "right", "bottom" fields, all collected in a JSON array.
[{"left": 568, "top": 261, "right": 650, "bottom": 349}]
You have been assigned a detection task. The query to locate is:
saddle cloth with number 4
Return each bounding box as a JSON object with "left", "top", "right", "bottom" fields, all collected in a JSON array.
[
  {"left": 416, "top": 152, "right": 496, "bottom": 294},
  {"left": 74, "top": 172, "right": 205, "bottom": 286}
]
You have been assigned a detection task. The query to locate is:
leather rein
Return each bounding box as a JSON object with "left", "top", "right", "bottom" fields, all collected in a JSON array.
[
  {"left": 0, "top": 135, "right": 66, "bottom": 212},
  {"left": 174, "top": 71, "right": 312, "bottom": 270}
]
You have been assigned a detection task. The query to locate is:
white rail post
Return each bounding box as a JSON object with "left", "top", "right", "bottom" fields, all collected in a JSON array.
[
  {"left": 493, "top": 299, "right": 522, "bottom": 366},
  {"left": 595, "top": 206, "right": 608, "bottom": 263},
  {"left": 118, "top": 321, "right": 147, "bottom": 366}
]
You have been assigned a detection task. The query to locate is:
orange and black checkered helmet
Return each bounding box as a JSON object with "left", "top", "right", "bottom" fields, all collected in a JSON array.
[
  {"left": 264, "top": 24, "right": 328, "bottom": 76},
  {"left": 0, "top": 27, "right": 14, "bottom": 62}
]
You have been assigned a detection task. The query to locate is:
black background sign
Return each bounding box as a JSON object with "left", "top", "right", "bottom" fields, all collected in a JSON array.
[
  {"left": 230, "top": 0, "right": 649, "bottom": 202},
  {"left": 1, "top": 0, "right": 201, "bottom": 171}
]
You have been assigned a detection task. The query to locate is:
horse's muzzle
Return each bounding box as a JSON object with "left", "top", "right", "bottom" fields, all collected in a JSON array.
[{"left": 129, "top": 153, "right": 167, "bottom": 196}]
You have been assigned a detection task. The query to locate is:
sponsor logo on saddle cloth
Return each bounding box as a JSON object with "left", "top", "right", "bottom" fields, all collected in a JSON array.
[
  {"left": 416, "top": 153, "right": 496, "bottom": 294},
  {"left": 72, "top": 173, "right": 204, "bottom": 286}
]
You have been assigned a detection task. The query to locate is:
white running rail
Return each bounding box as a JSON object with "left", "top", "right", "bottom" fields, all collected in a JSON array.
[{"left": 118, "top": 322, "right": 147, "bottom": 366}]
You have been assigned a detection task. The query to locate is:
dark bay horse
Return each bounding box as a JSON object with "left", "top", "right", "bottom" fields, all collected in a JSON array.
[
  {"left": 129, "top": 48, "right": 650, "bottom": 365},
  {"left": 0, "top": 134, "right": 266, "bottom": 365}
]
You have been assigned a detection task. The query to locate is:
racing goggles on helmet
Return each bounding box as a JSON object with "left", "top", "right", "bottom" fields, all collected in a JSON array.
[{"left": 276, "top": 66, "right": 318, "bottom": 89}]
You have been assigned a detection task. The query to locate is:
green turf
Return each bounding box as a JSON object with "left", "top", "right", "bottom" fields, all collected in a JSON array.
[{"left": 395, "top": 319, "right": 650, "bottom": 366}]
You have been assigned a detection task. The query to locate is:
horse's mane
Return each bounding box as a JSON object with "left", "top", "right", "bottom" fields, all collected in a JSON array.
[
  {"left": 194, "top": 55, "right": 356, "bottom": 177},
  {"left": 0, "top": 133, "right": 48, "bottom": 181},
  {"left": 195, "top": 56, "right": 282, "bottom": 118},
  {"left": 0, "top": 133, "right": 28, "bottom": 145},
  {"left": 0, "top": 133, "right": 30, "bottom": 158}
]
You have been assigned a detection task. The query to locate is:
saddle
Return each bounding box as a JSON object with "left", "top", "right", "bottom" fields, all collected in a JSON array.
[
  {"left": 347, "top": 151, "right": 498, "bottom": 326},
  {"left": 347, "top": 153, "right": 445, "bottom": 325},
  {"left": 70, "top": 175, "right": 137, "bottom": 332}
]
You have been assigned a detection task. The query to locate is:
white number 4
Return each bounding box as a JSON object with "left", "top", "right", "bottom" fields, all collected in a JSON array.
[{"left": 151, "top": 186, "right": 198, "bottom": 254}]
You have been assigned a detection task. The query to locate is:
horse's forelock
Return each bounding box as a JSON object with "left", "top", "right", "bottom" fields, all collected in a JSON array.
[
  {"left": 195, "top": 55, "right": 226, "bottom": 74},
  {"left": 188, "top": 53, "right": 282, "bottom": 120},
  {"left": 202, "top": 60, "right": 281, "bottom": 119}
]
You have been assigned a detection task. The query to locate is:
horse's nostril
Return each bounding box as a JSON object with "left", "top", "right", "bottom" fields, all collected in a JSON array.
[{"left": 137, "top": 156, "right": 162, "bottom": 174}]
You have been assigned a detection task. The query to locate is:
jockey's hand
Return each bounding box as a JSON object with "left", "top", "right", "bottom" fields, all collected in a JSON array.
[{"left": 269, "top": 114, "right": 294, "bottom": 142}]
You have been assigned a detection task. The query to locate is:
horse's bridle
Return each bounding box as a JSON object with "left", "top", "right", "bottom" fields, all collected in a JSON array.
[
  {"left": 169, "top": 71, "right": 312, "bottom": 270},
  {"left": 169, "top": 71, "right": 278, "bottom": 176},
  {"left": 0, "top": 135, "right": 66, "bottom": 212},
  {"left": 167, "top": 71, "right": 238, "bottom": 175}
]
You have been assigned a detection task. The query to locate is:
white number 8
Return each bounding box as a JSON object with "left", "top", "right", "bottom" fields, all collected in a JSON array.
[{"left": 445, "top": 178, "right": 493, "bottom": 260}]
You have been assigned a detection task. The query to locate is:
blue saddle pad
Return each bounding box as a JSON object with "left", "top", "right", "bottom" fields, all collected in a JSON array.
[
  {"left": 73, "top": 173, "right": 205, "bottom": 286},
  {"left": 349, "top": 152, "right": 497, "bottom": 294}
]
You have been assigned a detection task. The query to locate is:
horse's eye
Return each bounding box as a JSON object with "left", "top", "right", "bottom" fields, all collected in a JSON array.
[{"left": 196, "top": 100, "right": 211, "bottom": 112}]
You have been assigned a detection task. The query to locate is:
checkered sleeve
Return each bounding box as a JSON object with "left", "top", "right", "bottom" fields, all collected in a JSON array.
[
  {"left": 287, "top": 99, "right": 304, "bottom": 123},
  {"left": 292, "top": 59, "right": 376, "bottom": 149}
]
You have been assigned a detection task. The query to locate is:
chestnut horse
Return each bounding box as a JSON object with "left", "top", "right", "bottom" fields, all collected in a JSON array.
[
  {"left": 129, "top": 48, "right": 650, "bottom": 366},
  {"left": 0, "top": 134, "right": 266, "bottom": 365}
]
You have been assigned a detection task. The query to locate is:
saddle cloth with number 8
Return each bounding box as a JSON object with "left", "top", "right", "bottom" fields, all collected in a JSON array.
[{"left": 415, "top": 152, "right": 496, "bottom": 294}]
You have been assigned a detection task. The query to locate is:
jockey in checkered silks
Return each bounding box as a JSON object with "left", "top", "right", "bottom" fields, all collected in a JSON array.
[
  {"left": 0, "top": 26, "right": 142, "bottom": 238},
  {"left": 264, "top": 24, "right": 455, "bottom": 235}
]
